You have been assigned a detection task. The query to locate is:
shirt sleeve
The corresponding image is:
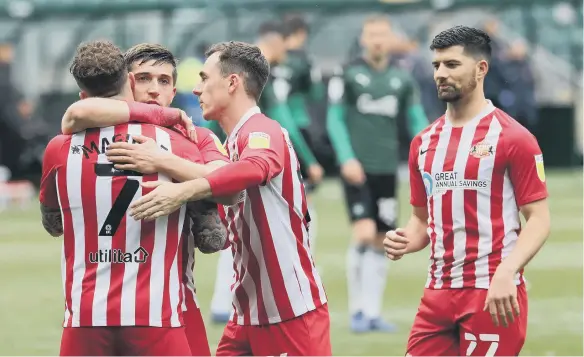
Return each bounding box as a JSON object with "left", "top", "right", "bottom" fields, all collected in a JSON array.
[
  {"left": 505, "top": 129, "right": 548, "bottom": 207},
  {"left": 196, "top": 127, "right": 230, "bottom": 163},
  {"left": 39, "top": 135, "right": 68, "bottom": 208},
  {"left": 409, "top": 136, "right": 427, "bottom": 207},
  {"left": 326, "top": 67, "right": 356, "bottom": 164},
  {"left": 205, "top": 117, "right": 286, "bottom": 197}
]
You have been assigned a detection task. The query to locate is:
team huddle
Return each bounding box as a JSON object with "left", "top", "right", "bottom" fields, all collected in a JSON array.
[{"left": 39, "top": 15, "right": 551, "bottom": 357}]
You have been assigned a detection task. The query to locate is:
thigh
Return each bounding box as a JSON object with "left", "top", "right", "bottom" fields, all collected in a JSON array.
[
  {"left": 216, "top": 321, "right": 251, "bottom": 356},
  {"left": 342, "top": 176, "right": 375, "bottom": 223},
  {"left": 458, "top": 285, "right": 528, "bottom": 357},
  {"left": 60, "top": 327, "right": 115, "bottom": 356},
  {"left": 369, "top": 174, "right": 399, "bottom": 233},
  {"left": 250, "top": 305, "right": 332, "bottom": 356},
  {"left": 118, "top": 327, "right": 191, "bottom": 356},
  {"left": 407, "top": 290, "right": 459, "bottom": 357},
  {"left": 183, "top": 305, "right": 211, "bottom": 356}
]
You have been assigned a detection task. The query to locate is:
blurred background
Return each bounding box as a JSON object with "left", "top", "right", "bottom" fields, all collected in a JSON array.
[{"left": 0, "top": 0, "right": 582, "bottom": 355}]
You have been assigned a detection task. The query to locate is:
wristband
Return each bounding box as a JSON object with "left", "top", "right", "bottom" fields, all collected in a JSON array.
[{"left": 128, "top": 101, "right": 180, "bottom": 127}]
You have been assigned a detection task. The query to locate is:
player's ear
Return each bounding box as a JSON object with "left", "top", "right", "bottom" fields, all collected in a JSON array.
[
  {"left": 79, "top": 91, "right": 88, "bottom": 100},
  {"left": 476, "top": 59, "right": 489, "bottom": 81},
  {"left": 227, "top": 74, "right": 239, "bottom": 95}
]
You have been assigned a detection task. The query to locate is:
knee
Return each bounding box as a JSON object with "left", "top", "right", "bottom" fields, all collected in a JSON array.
[{"left": 351, "top": 219, "right": 376, "bottom": 244}]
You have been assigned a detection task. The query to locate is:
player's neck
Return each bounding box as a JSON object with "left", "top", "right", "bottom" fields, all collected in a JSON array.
[
  {"left": 217, "top": 98, "right": 259, "bottom": 137},
  {"left": 363, "top": 54, "right": 389, "bottom": 71},
  {"left": 446, "top": 90, "right": 489, "bottom": 127}
]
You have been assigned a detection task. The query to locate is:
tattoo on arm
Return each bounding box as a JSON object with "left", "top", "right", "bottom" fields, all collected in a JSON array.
[
  {"left": 40, "top": 204, "right": 63, "bottom": 237},
  {"left": 187, "top": 201, "right": 227, "bottom": 254}
]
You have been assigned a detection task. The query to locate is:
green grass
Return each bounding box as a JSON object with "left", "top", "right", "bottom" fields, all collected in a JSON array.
[{"left": 0, "top": 170, "right": 582, "bottom": 355}]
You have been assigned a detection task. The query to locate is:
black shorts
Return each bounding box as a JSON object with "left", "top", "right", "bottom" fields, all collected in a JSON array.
[{"left": 342, "top": 173, "right": 398, "bottom": 233}]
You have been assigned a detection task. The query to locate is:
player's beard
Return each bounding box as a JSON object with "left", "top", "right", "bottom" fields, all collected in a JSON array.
[{"left": 437, "top": 70, "right": 478, "bottom": 103}]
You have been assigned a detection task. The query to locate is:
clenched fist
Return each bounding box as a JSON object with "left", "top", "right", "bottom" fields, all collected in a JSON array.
[{"left": 383, "top": 228, "right": 409, "bottom": 261}]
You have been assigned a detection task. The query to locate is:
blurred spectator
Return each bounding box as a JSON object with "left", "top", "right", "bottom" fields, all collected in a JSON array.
[
  {"left": 174, "top": 42, "right": 207, "bottom": 125},
  {"left": 498, "top": 40, "right": 538, "bottom": 132}
]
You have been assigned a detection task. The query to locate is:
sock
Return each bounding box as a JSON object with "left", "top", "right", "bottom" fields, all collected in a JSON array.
[
  {"left": 210, "top": 248, "right": 234, "bottom": 315},
  {"left": 361, "top": 247, "right": 390, "bottom": 319},
  {"left": 307, "top": 199, "right": 318, "bottom": 254},
  {"left": 347, "top": 244, "right": 367, "bottom": 315}
]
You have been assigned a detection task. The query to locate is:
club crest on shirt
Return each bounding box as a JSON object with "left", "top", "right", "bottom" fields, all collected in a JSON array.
[
  {"left": 469, "top": 140, "right": 495, "bottom": 158},
  {"left": 535, "top": 154, "right": 545, "bottom": 182},
  {"left": 231, "top": 152, "right": 239, "bottom": 162}
]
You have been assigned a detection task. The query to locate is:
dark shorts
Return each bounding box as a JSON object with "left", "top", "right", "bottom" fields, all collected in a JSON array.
[{"left": 342, "top": 173, "right": 398, "bottom": 233}]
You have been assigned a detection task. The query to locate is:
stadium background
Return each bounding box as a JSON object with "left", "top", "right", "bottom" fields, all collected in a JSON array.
[{"left": 0, "top": 0, "right": 582, "bottom": 355}]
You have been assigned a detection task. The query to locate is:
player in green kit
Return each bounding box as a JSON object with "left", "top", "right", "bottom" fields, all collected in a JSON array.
[{"left": 326, "top": 15, "right": 428, "bottom": 333}]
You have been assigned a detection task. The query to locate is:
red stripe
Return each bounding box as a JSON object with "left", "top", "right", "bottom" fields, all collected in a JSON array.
[
  {"left": 425, "top": 120, "right": 445, "bottom": 289},
  {"left": 249, "top": 186, "right": 295, "bottom": 322},
  {"left": 106, "top": 125, "right": 128, "bottom": 326},
  {"left": 439, "top": 127, "right": 462, "bottom": 288},
  {"left": 282, "top": 147, "right": 320, "bottom": 306},
  {"left": 461, "top": 117, "right": 492, "bottom": 287},
  {"left": 488, "top": 115, "right": 506, "bottom": 283},
  {"left": 162, "top": 209, "right": 180, "bottom": 326},
  {"left": 58, "top": 138, "right": 74, "bottom": 327},
  {"left": 230, "top": 204, "right": 252, "bottom": 324},
  {"left": 135, "top": 124, "right": 157, "bottom": 325},
  {"left": 239, "top": 199, "right": 269, "bottom": 324},
  {"left": 79, "top": 129, "right": 101, "bottom": 326}
]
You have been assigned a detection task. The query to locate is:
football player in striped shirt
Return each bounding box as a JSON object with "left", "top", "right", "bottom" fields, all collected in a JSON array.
[
  {"left": 129, "top": 41, "right": 331, "bottom": 356},
  {"left": 59, "top": 43, "right": 235, "bottom": 356},
  {"left": 383, "top": 26, "right": 550, "bottom": 356}
]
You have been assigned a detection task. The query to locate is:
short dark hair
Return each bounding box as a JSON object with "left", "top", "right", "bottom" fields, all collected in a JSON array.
[
  {"left": 205, "top": 41, "right": 270, "bottom": 102},
  {"left": 70, "top": 40, "right": 127, "bottom": 97},
  {"left": 124, "top": 43, "right": 178, "bottom": 84},
  {"left": 283, "top": 15, "right": 309, "bottom": 37},
  {"left": 257, "top": 21, "right": 286, "bottom": 38},
  {"left": 430, "top": 25, "right": 492, "bottom": 61}
]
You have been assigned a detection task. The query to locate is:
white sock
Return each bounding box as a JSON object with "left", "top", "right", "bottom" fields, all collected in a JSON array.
[
  {"left": 347, "top": 244, "right": 367, "bottom": 315},
  {"left": 210, "top": 248, "right": 234, "bottom": 314},
  {"left": 361, "top": 247, "right": 389, "bottom": 319},
  {"left": 307, "top": 200, "right": 317, "bottom": 254}
]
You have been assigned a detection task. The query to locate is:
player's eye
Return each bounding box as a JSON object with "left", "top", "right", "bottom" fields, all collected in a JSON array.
[
  {"left": 160, "top": 78, "right": 170, "bottom": 85},
  {"left": 137, "top": 76, "right": 150, "bottom": 82}
]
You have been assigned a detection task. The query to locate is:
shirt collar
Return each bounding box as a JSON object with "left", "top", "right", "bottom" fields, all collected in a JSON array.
[
  {"left": 444, "top": 100, "right": 495, "bottom": 128},
  {"left": 228, "top": 105, "right": 261, "bottom": 144}
]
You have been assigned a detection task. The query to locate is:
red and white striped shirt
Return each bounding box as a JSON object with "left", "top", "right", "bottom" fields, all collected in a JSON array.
[
  {"left": 181, "top": 127, "right": 231, "bottom": 312},
  {"left": 409, "top": 102, "right": 548, "bottom": 290},
  {"left": 40, "top": 123, "right": 202, "bottom": 327},
  {"left": 206, "top": 106, "right": 327, "bottom": 325}
]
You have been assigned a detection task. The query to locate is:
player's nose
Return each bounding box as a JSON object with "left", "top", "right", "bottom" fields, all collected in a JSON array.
[{"left": 192, "top": 85, "right": 202, "bottom": 97}]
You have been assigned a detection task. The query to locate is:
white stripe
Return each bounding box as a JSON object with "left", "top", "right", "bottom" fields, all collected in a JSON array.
[
  {"left": 92, "top": 126, "right": 115, "bottom": 326},
  {"left": 55, "top": 171, "right": 70, "bottom": 326},
  {"left": 418, "top": 122, "right": 440, "bottom": 289},
  {"left": 149, "top": 127, "right": 173, "bottom": 326},
  {"left": 68, "top": 132, "right": 86, "bottom": 327},
  {"left": 475, "top": 117, "right": 503, "bottom": 288},
  {"left": 449, "top": 120, "right": 480, "bottom": 288},
  {"left": 183, "top": 225, "right": 195, "bottom": 312},
  {"left": 236, "top": 217, "right": 257, "bottom": 325},
  {"left": 500, "top": 170, "right": 522, "bottom": 285},
  {"left": 170, "top": 204, "right": 186, "bottom": 326},
  {"left": 429, "top": 125, "right": 452, "bottom": 289},
  {"left": 120, "top": 124, "right": 142, "bottom": 325}
]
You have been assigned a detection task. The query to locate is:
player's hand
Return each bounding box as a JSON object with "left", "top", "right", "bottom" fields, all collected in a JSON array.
[
  {"left": 484, "top": 267, "right": 520, "bottom": 328},
  {"left": 130, "top": 181, "right": 190, "bottom": 221},
  {"left": 341, "top": 159, "right": 365, "bottom": 186},
  {"left": 106, "top": 135, "right": 167, "bottom": 174},
  {"left": 307, "top": 164, "right": 324, "bottom": 184},
  {"left": 178, "top": 110, "right": 198, "bottom": 143},
  {"left": 383, "top": 228, "right": 409, "bottom": 260}
]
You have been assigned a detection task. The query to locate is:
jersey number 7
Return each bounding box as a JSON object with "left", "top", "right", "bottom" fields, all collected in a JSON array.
[{"left": 95, "top": 163, "right": 141, "bottom": 236}]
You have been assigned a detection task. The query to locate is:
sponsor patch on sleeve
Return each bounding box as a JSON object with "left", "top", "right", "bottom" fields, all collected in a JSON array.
[
  {"left": 248, "top": 132, "right": 271, "bottom": 149},
  {"left": 535, "top": 154, "right": 545, "bottom": 182}
]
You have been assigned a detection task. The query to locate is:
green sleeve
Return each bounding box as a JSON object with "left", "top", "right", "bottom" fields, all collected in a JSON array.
[
  {"left": 268, "top": 103, "right": 317, "bottom": 167},
  {"left": 326, "top": 73, "right": 356, "bottom": 165},
  {"left": 287, "top": 94, "right": 311, "bottom": 129},
  {"left": 405, "top": 77, "right": 429, "bottom": 137}
]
